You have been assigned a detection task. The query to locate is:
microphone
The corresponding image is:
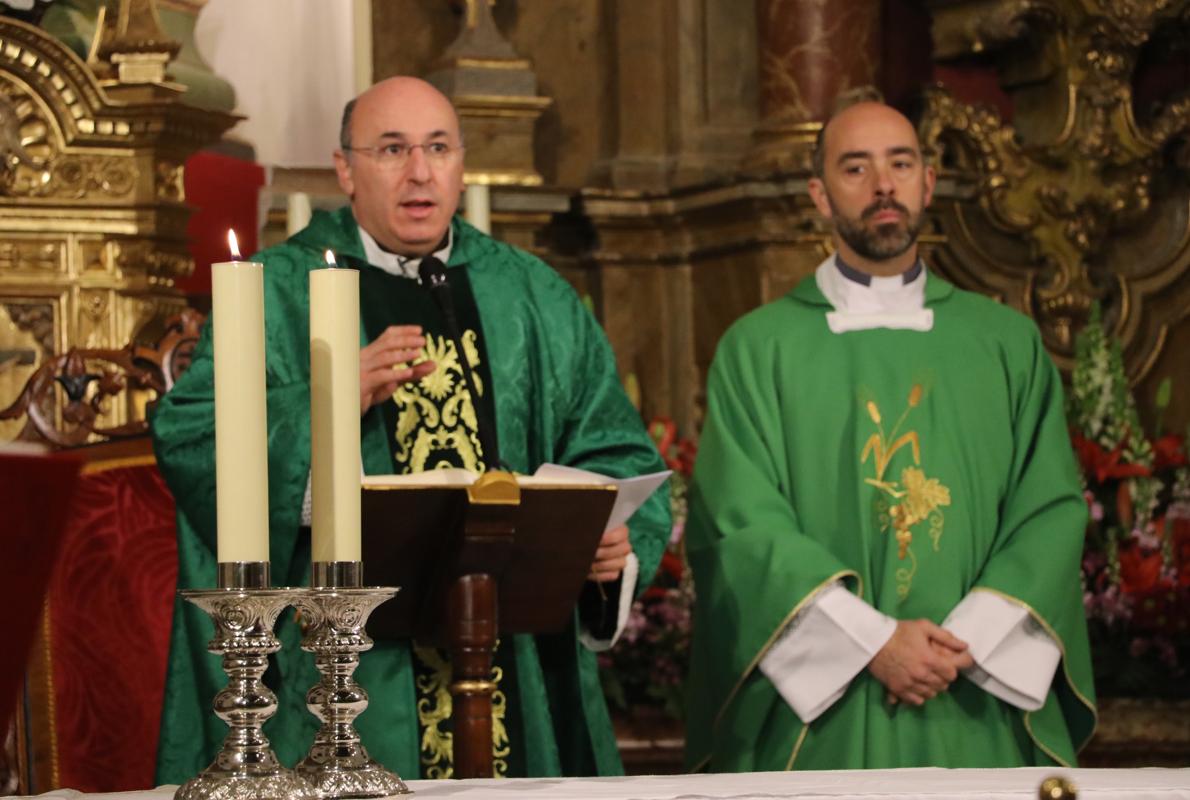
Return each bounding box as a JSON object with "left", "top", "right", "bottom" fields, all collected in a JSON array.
[{"left": 418, "top": 256, "right": 501, "bottom": 472}]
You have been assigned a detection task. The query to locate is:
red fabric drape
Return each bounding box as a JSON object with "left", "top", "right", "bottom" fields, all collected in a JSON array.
[
  {"left": 48, "top": 462, "right": 178, "bottom": 792},
  {"left": 0, "top": 452, "right": 82, "bottom": 734},
  {"left": 180, "top": 150, "right": 267, "bottom": 298}
]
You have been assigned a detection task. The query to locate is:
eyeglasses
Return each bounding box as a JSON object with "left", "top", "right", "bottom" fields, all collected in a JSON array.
[{"left": 343, "top": 141, "right": 464, "bottom": 169}]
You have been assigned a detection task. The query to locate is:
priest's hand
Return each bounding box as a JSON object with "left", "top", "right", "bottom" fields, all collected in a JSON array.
[
  {"left": 868, "top": 619, "right": 973, "bottom": 706},
  {"left": 359, "top": 325, "right": 436, "bottom": 415},
  {"left": 588, "top": 524, "right": 632, "bottom": 583}
]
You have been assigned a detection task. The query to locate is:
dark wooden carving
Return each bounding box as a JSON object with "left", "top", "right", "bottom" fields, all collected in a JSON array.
[{"left": 0, "top": 309, "right": 204, "bottom": 447}]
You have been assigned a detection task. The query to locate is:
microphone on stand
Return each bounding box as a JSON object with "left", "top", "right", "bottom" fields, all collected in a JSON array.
[{"left": 417, "top": 256, "right": 501, "bottom": 472}]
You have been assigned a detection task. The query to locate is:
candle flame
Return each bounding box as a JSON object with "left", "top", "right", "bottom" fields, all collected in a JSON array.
[
  {"left": 324, "top": 249, "right": 338, "bottom": 267},
  {"left": 227, "top": 229, "right": 241, "bottom": 260}
]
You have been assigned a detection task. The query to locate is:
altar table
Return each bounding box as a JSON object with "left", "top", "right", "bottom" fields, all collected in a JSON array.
[{"left": 19, "top": 767, "right": 1190, "bottom": 800}]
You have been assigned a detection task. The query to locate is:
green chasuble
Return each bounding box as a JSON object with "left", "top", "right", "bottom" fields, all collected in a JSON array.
[
  {"left": 685, "top": 271, "right": 1096, "bottom": 771},
  {"left": 151, "top": 208, "right": 671, "bottom": 783}
]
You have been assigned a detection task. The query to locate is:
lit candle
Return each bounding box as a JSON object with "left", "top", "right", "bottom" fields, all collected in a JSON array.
[
  {"left": 309, "top": 250, "right": 362, "bottom": 563},
  {"left": 213, "top": 230, "right": 270, "bottom": 563}
]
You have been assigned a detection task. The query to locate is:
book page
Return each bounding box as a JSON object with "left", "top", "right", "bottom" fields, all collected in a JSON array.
[
  {"left": 360, "top": 465, "right": 670, "bottom": 531},
  {"left": 362, "top": 468, "right": 476, "bottom": 487}
]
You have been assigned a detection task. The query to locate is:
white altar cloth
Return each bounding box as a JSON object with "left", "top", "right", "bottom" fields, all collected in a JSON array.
[{"left": 19, "top": 768, "right": 1190, "bottom": 800}]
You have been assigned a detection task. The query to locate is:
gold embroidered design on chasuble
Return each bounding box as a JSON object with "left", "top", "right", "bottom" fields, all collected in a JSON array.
[
  {"left": 392, "top": 330, "right": 486, "bottom": 473},
  {"left": 860, "top": 384, "right": 952, "bottom": 600},
  {"left": 398, "top": 332, "right": 507, "bottom": 776},
  {"left": 412, "top": 643, "right": 510, "bottom": 778}
]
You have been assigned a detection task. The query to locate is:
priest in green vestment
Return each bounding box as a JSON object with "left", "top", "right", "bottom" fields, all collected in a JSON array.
[
  {"left": 152, "top": 77, "right": 670, "bottom": 783},
  {"left": 685, "top": 97, "right": 1096, "bottom": 771}
]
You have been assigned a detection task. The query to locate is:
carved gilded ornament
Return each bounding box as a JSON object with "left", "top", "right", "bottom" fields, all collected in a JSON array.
[
  {"left": 0, "top": 11, "right": 233, "bottom": 443},
  {"left": 0, "top": 78, "right": 147, "bottom": 202},
  {"left": 88, "top": 0, "right": 181, "bottom": 86},
  {"left": 920, "top": 0, "right": 1190, "bottom": 367},
  {"left": 0, "top": 309, "right": 201, "bottom": 446},
  {"left": 0, "top": 239, "right": 61, "bottom": 272},
  {"left": 0, "top": 301, "right": 53, "bottom": 442}
]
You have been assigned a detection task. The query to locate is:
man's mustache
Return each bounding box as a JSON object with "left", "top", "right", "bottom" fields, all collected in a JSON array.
[{"left": 862, "top": 199, "right": 910, "bottom": 220}]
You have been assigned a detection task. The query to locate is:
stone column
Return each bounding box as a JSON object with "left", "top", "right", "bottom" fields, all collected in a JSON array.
[
  {"left": 425, "top": 0, "right": 551, "bottom": 188},
  {"left": 745, "top": 0, "right": 882, "bottom": 172}
]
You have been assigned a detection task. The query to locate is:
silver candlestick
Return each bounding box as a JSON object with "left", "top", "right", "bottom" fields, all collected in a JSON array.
[
  {"left": 175, "top": 562, "right": 317, "bottom": 800},
  {"left": 294, "top": 561, "right": 410, "bottom": 798}
]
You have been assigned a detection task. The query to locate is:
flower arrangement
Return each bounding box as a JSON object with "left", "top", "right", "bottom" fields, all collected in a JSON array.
[
  {"left": 599, "top": 417, "right": 696, "bottom": 720},
  {"left": 1068, "top": 306, "right": 1190, "bottom": 697}
]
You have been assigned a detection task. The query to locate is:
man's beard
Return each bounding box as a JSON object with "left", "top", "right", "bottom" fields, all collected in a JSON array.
[{"left": 830, "top": 196, "right": 925, "bottom": 261}]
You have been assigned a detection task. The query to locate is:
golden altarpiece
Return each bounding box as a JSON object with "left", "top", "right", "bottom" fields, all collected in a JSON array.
[{"left": 0, "top": 1, "right": 233, "bottom": 443}]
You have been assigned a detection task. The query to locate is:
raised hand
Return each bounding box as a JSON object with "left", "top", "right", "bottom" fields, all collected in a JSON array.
[{"left": 359, "top": 325, "right": 436, "bottom": 415}]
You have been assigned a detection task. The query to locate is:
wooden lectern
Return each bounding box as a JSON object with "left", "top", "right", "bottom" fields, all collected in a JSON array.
[{"left": 360, "top": 471, "right": 616, "bottom": 779}]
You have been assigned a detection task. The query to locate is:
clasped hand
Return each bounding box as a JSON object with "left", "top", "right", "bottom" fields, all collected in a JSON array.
[{"left": 868, "top": 619, "right": 974, "bottom": 707}]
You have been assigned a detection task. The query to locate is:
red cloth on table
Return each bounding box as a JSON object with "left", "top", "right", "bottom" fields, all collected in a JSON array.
[
  {"left": 0, "top": 451, "right": 82, "bottom": 734},
  {"left": 47, "top": 461, "right": 178, "bottom": 792}
]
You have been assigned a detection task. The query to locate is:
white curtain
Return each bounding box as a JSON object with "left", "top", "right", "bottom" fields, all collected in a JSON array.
[{"left": 194, "top": 0, "right": 358, "bottom": 168}]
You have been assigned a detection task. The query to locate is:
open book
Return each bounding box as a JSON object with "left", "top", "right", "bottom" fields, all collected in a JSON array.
[{"left": 362, "top": 463, "right": 670, "bottom": 530}]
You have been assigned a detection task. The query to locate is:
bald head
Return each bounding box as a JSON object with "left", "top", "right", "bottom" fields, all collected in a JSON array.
[
  {"left": 340, "top": 77, "right": 461, "bottom": 152},
  {"left": 333, "top": 76, "right": 467, "bottom": 256},
  {"left": 813, "top": 102, "right": 920, "bottom": 179}
]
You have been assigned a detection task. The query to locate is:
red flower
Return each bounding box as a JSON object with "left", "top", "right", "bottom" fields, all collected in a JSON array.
[
  {"left": 1070, "top": 433, "right": 1151, "bottom": 484},
  {"left": 1118, "top": 544, "right": 1164, "bottom": 595},
  {"left": 1153, "top": 435, "right": 1187, "bottom": 471},
  {"left": 649, "top": 417, "right": 677, "bottom": 457},
  {"left": 658, "top": 550, "right": 684, "bottom": 582},
  {"left": 648, "top": 415, "right": 698, "bottom": 476}
]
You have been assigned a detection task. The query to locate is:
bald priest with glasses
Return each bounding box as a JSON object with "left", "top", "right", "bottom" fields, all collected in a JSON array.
[{"left": 151, "top": 77, "right": 670, "bottom": 783}]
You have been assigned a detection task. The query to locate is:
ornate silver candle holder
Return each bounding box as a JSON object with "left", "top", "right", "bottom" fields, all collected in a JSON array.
[
  {"left": 175, "top": 561, "right": 317, "bottom": 800},
  {"left": 294, "top": 561, "right": 410, "bottom": 798}
]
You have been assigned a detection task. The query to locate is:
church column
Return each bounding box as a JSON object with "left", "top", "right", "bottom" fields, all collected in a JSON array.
[{"left": 745, "top": 0, "right": 882, "bottom": 172}]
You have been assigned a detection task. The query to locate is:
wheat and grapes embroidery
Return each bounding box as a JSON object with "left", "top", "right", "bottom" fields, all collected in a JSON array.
[{"left": 861, "top": 384, "right": 952, "bottom": 599}]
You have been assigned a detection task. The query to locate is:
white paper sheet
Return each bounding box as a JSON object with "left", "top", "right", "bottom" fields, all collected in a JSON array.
[{"left": 531, "top": 464, "right": 671, "bottom": 529}]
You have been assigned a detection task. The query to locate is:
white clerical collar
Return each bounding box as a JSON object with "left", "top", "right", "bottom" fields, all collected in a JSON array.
[
  {"left": 358, "top": 225, "right": 454, "bottom": 280},
  {"left": 815, "top": 254, "right": 933, "bottom": 333}
]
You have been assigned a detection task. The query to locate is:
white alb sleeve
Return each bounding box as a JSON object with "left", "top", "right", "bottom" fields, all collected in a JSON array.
[
  {"left": 579, "top": 552, "right": 640, "bottom": 652},
  {"left": 943, "top": 590, "right": 1061, "bottom": 711},
  {"left": 758, "top": 583, "right": 896, "bottom": 723}
]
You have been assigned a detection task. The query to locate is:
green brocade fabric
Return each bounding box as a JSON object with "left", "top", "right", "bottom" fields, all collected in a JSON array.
[
  {"left": 685, "top": 272, "right": 1096, "bottom": 771},
  {"left": 151, "top": 208, "right": 671, "bottom": 783}
]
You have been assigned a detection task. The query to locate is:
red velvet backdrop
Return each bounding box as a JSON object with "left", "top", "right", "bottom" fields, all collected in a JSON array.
[
  {"left": 180, "top": 151, "right": 267, "bottom": 299},
  {"left": 0, "top": 452, "right": 81, "bottom": 735},
  {"left": 48, "top": 463, "right": 178, "bottom": 792}
]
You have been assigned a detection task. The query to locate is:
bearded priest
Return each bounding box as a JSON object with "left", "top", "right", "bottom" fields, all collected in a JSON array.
[{"left": 684, "top": 92, "right": 1096, "bottom": 772}]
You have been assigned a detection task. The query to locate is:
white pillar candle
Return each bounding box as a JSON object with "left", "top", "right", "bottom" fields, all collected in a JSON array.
[
  {"left": 287, "top": 192, "right": 313, "bottom": 237},
  {"left": 309, "top": 252, "right": 362, "bottom": 562},
  {"left": 213, "top": 230, "right": 270, "bottom": 563},
  {"left": 352, "top": 0, "right": 374, "bottom": 95},
  {"left": 464, "top": 183, "right": 491, "bottom": 235}
]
